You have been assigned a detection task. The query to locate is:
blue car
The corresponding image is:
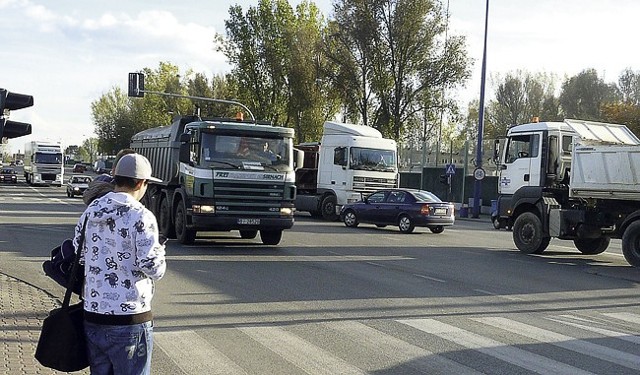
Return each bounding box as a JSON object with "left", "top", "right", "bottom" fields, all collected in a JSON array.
[{"left": 340, "top": 189, "right": 455, "bottom": 234}]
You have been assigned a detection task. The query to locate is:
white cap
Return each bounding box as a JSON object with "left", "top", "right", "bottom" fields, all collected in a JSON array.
[{"left": 114, "top": 154, "right": 161, "bottom": 182}]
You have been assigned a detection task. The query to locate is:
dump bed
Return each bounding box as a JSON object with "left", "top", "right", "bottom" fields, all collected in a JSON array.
[{"left": 568, "top": 119, "right": 640, "bottom": 200}]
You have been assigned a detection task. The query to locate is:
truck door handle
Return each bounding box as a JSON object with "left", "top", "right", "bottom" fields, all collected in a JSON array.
[{"left": 524, "top": 174, "right": 530, "bottom": 182}]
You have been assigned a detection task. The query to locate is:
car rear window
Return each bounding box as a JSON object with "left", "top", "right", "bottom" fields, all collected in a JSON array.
[{"left": 413, "top": 191, "right": 442, "bottom": 202}]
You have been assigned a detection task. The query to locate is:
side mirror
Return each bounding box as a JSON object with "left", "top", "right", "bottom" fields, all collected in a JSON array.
[
  {"left": 294, "top": 147, "right": 304, "bottom": 171},
  {"left": 178, "top": 133, "right": 191, "bottom": 164}
]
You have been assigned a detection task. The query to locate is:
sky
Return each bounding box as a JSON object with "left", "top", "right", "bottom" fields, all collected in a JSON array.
[{"left": 2, "top": 0, "right": 640, "bottom": 155}]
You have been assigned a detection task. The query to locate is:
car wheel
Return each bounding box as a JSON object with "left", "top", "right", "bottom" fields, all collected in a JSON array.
[
  {"left": 343, "top": 209, "right": 359, "bottom": 228},
  {"left": 429, "top": 225, "right": 444, "bottom": 234},
  {"left": 398, "top": 214, "right": 414, "bottom": 233}
]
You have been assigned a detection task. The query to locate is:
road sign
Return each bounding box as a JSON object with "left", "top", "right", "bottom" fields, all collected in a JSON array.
[
  {"left": 445, "top": 163, "right": 456, "bottom": 175},
  {"left": 473, "top": 167, "right": 486, "bottom": 180}
]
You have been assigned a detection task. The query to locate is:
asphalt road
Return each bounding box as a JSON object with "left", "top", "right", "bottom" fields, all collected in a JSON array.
[{"left": 1, "top": 178, "right": 640, "bottom": 374}]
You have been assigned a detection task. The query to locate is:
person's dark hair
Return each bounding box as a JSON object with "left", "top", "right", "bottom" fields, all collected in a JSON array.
[{"left": 113, "top": 175, "right": 143, "bottom": 189}]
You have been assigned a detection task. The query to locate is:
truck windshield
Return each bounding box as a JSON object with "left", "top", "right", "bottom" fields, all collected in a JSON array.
[
  {"left": 350, "top": 148, "right": 396, "bottom": 172},
  {"left": 35, "top": 152, "right": 62, "bottom": 164},
  {"left": 200, "top": 133, "right": 292, "bottom": 171}
]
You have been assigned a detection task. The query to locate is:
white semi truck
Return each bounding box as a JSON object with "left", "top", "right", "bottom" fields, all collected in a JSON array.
[
  {"left": 295, "top": 121, "right": 398, "bottom": 220},
  {"left": 23, "top": 140, "right": 64, "bottom": 186},
  {"left": 493, "top": 118, "right": 640, "bottom": 266}
]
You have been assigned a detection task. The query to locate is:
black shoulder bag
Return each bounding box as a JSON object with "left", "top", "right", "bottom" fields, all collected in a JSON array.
[{"left": 35, "top": 215, "right": 90, "bottom": 372}]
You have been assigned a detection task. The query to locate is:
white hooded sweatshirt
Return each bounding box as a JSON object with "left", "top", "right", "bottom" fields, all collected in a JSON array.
[{"left": 74, "top": 191, "right": 166, "bottom": 316}]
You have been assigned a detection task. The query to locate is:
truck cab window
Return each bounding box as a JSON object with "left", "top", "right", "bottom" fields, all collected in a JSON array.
[
  {"left": 334, "top": 147, "right": 347, "bottom": 166},
  {"left": 506, "top": 134, "right": 538, "bottom": 163}
]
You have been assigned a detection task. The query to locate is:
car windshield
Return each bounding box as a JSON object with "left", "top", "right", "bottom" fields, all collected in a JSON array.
[
  {"left": 413, "top": 191, "right": 442, "bottom": 203},
  {"left": 2, "top": 169, "right": 15, "bottom": 174},
  {"left": 198, "top": 133, "right": 292, "bottom": 172}
]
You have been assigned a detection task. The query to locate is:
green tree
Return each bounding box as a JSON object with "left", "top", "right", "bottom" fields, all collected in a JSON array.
[
  {"left": 331, "top": 0, "right": 470, "bottom": 141},
  {"left": 618, "top": 68, "right": 640, "bottom": 106},
  {"left": 216, "top": 0, "right": 295, "bottom": 124},
  {"left": 485, "top": 71, "right": 560, "bottom": 138},
  {"left": 559, "top": 68, "right": 620, "bottom": 120},
  {"left": 92, "top": 62, "right": 233, "bottom": 152}
]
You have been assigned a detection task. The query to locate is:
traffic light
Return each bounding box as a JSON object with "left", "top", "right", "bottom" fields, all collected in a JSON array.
[
  {"left": 0, "top": 88, "right": 33, "bottom": 139},
  {"left": 439, "top": 174, "right": 450, "bottom": 185},
  {"left": 128, "top": 73, "right": 145, "bottom": 97}
]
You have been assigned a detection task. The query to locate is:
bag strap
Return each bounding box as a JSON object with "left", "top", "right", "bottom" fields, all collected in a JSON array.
[{"left": 62, "top": 214, "right": 89, "bottom": 309}]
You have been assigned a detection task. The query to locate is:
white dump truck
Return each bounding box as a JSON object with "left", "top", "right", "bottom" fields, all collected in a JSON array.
[
  {"left": 493, "top": 118, "right": 640, "bottom": 266},
  {"left": 295, "top": 121, "right": 398, "bottom": 220}
]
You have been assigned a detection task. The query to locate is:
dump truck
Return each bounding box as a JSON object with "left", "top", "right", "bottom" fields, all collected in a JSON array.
[
  {"left": 130, "top": 114, "right": 297, "bottom": 245},
  {"left": 493, "top": 118, "right": 640, "bottom": 266},
  {"left": 295, "top": 121, "right": 398, "bottom": 220}
]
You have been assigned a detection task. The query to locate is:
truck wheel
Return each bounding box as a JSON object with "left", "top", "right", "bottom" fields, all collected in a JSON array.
[
  {"left": 320, "top": 195, "right": 338, "bottom": 221},
  {"left": 342, "top": 209, "right": 359, "bottom": 227},
  {"left": 574, "top": 237, "right": 610, "bottom": 255},
  {"left": 240, "top": 230, "right": 258, "bottom": 239},
  {"left": 159, "top": 196, "right": 176, "bottom": 239},
  {"left": 622, "top": 221, "right": 640, "bottom": 267},
  {"left": 175, "top": 200, "right": 196, "bottom": 245},
  {"left": 398, "top": 214, "right": 415, "bottom": 234},
  {"left": 429, "top": 225, "right": 444, "bottom": 234},
  {"left": 260, "top": 230, "right": 282, "bottom": 245},
  {"left": 512, "top": 212, "right": 550, "bottom": 254}
]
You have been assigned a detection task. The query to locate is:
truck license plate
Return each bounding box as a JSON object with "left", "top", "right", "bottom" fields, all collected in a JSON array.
[
  {"left": 238, "top": 218, "right": 260, "bottom": 225},
  {"left": 434, "top": 208, "right": 447, "bottom": 216}
]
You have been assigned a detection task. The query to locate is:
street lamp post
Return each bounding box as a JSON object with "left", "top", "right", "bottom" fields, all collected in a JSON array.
[{"left": 472, "top": 0, "right": 490, "bottom": 218}]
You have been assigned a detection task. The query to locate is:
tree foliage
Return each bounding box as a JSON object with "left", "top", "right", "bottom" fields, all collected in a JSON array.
[
  {"left": 91, "top": 62, "right": 236, "bottom": 153},
  {"left": 559, "top": 68, "right": 620, "bottom": 120},
  {"left": 330, "top": 0, "right": 470, "bottom": 140},
  {"left": 216, "top": 0, "right": 336, "bottom": 142}
]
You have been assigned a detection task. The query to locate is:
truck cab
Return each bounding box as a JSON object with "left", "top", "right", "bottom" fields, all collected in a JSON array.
[{"left": 295, "top": 121, "right": 398, "bottom": 220}]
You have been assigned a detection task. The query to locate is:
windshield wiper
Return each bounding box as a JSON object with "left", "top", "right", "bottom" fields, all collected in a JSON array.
[{"left": 209, "top": 160, "right": 242, "bottom": 169}]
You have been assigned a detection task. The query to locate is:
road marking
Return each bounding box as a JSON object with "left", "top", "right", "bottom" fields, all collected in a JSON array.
[
  {"left": 476, "top": 316, "right": 640, "bottom": 371},
  {"left": 548, "top": 315, "right": 640, "bottom": 345},
  {"left": 603, "top": 312, "right": 640, "bottom": 325},
  {"left": 398, "top": 318, "right": 596, "bottom": 375},
  {"left": 164, "top": 255, "right": 413, "bottom": 262},
  {"left": 327, "top": 320, "right": 482, "bottom": 374},
  {"left": 239, "top": 325, "right": 366, "bottom": 375},
  {"left": 414, "top": 274, "right": 446, "bottom": 283},
  {"left": 155, "top": 330, "right": 248, "bottom": 374}
]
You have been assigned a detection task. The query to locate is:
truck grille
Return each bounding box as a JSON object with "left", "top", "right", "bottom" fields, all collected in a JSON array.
[
  {"left": 213, "top": 181, "right": 291, "bottom": 216},
  {"left": 352, "top": 176, "right": 397, "bottom": 194}
]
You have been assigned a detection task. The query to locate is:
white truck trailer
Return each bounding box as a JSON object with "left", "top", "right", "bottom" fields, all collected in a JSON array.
[
  {"left": 23, "top": 140, "right": 64, "bottom": 186},
  {"left": 493, "top": 118, "right": 640, "bottom": 266},
  {"left": 295, "top": 121, "right": 398, "bottom": 220}
]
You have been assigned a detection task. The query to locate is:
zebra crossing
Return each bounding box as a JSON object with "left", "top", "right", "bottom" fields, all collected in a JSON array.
[{"left": 154, "top": 311, "right": 640, "bottom": 374}]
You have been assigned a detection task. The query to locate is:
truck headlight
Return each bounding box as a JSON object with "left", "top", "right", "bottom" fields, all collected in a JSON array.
[
  {"left": 193, "top": 205, "right": 215, "bottom": 214},
  {"left": 280, "top": 207, "right": 293, "bottom": 216}
]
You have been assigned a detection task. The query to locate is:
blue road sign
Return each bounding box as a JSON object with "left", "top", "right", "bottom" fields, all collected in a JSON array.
[{"left": 445, "top": 163, "right": 456, "bottom": 175}]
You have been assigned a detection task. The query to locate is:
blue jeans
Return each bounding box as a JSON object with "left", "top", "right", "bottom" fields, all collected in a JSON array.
[{"left": 84, "top": 320, "right": 153, "bottom": 375}]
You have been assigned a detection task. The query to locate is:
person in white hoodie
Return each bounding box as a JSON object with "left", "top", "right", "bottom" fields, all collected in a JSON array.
[{"left": 73, "top": 153, "right": 166, "bottom": 375}]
